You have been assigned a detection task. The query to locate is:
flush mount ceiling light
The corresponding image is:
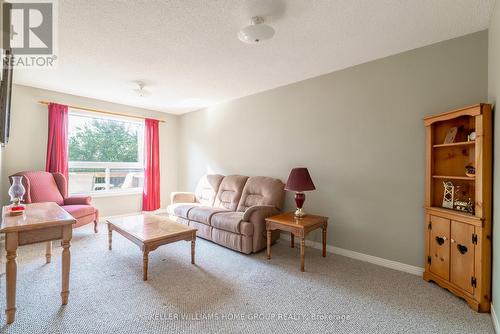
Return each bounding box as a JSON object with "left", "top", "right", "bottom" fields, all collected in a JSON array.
[
  {"left": 133, "top": 81, "right": 150, "bottom": 97},
  {"left": 238, "top": 16, "right": 274, "bottom": 44}
]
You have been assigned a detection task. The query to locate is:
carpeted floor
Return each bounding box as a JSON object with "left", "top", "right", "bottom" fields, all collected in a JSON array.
[{"left": 0, "top": 223, "right": 494, "bottom": 334}]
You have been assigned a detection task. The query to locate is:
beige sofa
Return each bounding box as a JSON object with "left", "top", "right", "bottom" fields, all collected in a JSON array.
[{"left": 167, "top": 174, "right": 284, "bottom": 254}]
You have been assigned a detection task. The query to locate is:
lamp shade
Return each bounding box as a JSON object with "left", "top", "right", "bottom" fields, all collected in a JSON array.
[{"left": 285, "top": 168, "right": 316, "bottom": 192}]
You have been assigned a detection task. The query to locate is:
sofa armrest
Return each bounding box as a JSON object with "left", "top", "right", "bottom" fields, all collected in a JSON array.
[
  {"left": 171, "top": 192, "right": 196, "bottom": 204},
  {"left": 64, "top": 196, "right": 92, "bottom": 206},
  {"left": 243, "top": 205, "right": 281, "bottom": 253},
  {"left": 243, "top": 205, "right": 280, "bottom": 222}
]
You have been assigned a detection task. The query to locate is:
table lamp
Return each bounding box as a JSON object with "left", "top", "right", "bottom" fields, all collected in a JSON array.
[{"left": 285, "top": 168, "right": 316, "bottom": 218}]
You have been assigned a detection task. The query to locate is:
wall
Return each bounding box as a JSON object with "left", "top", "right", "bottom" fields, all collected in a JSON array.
[
  {"left": 488, "top": 0, "right": 500, "bottom": 319},
  {"left": 178, "top": 31, "right": 488, "bottom": 267},
  {"left": 2, "top": 84, "right": 178, "bottom": 217}
]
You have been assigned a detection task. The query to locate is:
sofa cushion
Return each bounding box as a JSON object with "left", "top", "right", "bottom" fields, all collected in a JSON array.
[
  {"left": 213, "top": 175, "right": 248, "bottom": 211},
  {"left": 167, "top": 203, "right": 201, "bottom": 219},
  {"left": 188, "top": 206, "right": 227, "bottom": 225},
  {"left": 62, "top": 205, "right": 97, "bottom": 219},
  {"left": 170, "top": 216, "right": 189, "bottom": 226},
  {"left": 195, "top": 174, "right": 224, "bottom": 206},
  {"left": 189, "top": 221, "right": 212, "bottom": 240},
  {"left": 237, "top": 176, "right": 285, "bottom": 212},
  {"left": 211, "top": 212, "right": 246, "bottom": 234}
]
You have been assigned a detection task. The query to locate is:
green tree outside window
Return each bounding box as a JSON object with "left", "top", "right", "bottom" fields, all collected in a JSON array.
[{"left": 69, "top": 119, "right": 140, "bottom": 162}]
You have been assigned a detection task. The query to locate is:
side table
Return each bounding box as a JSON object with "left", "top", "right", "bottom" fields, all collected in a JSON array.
[
  {"left": 265, "top": 212, "right": 328, "bottom": 272},
  {"left": 0, "top": 202, "right": 76, "bottom": 324}
]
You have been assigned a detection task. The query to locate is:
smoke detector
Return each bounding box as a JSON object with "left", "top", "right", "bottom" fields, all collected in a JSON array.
[
  {"left": 238, "top": 16, "right": 274, "bottom": 44},
  {"left": 133, "top": 81, "right": 150, "bottom": 97}
]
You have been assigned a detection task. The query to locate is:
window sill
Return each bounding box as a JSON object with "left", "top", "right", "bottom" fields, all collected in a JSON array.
[{"left": 70, "top": 189, "right": 143, "bottom": 198}]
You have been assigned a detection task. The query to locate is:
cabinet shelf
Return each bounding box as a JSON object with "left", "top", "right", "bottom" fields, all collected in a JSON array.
[
  {"left": 433, "top": 141, "right": 475, "bottom": 148},
  {"left": 432, "top": 175, "right": 475, "bottom": 181},
  {"left": 425, "top": 206, "right": 481, "bottom": 224}
]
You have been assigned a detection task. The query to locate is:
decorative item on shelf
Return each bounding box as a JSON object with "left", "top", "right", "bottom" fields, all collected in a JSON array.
[
  {"left": 442, "top": 181, "right": 455, "bottom": 209},
  {"left": 8, "top": 175, "right": 26, "bottom": 216},
  {"left": 467, "top": 131, "right": 476, "bottom": 142},
  {"left": 285, "top": 167, "right": 316, "bottom": 218},
  {"left": 465, "top": 165, "right": 475, "bottom": 178},
  {"left": 443, "top": 126, "right": 458, "bottom": 144},
  {"left": 454, "top": 198, "right": 474, "bottom": 215}
]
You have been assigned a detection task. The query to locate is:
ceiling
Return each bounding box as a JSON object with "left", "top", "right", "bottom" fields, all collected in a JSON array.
[{"left": 13, "top": 0, "right": 496, "bottom": 115}]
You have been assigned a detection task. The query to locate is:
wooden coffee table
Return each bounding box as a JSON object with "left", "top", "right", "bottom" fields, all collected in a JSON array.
[
  {"left": 106, "top": 214, "right": 197, "bottom": 281},
  {"left": 266, "top": 212, "right": 328, "bottom": 272}
]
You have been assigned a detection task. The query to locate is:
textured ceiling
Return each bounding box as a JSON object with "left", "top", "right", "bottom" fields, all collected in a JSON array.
[{"left": 13, "top": 0, "right": 496, "bottom": 114}]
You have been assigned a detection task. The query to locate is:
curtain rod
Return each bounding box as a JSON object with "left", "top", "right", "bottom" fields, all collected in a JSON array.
[{"left": 37, "top": 101, "right": 166, "bottom": 123}]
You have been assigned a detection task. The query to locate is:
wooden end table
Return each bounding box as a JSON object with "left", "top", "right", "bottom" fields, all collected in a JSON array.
[
  {"left": 107, "top": 214, "right": 197, "bottom": 281},
  {"left": 0, "top": 202, "right": 76, "bottom": 324},
  {"left": 265, "top": 212, "right": 328, "bottom": 272}
]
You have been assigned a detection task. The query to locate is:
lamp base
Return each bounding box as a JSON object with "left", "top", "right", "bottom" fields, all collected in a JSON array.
[
  {"left": 294, "top": 192, "right": 307, "bottom": 218},
  {"left": 294, "top": 207, "right": 306, "bottom": 218}
]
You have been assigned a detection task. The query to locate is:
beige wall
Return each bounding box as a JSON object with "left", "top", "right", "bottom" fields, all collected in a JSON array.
[
  {"left": 2, "top": 84, "right": 178, "bottom": 217},
  {"left": 178, "top": 31, "right": 488, "bottom": 267},
  {"left": 488, "top": 1, "right": 500, "bottom": 312}
]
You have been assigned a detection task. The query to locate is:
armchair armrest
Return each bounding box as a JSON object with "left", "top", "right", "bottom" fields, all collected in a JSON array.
[
  {"left": 64, "top": 196, "right": 92, "bottom": 206},
  {"left": 171, "top": 192, "right": 196, "bottom": 204},
  {"left": 243, "top": 205, "right": 281, "bottom": 223}
]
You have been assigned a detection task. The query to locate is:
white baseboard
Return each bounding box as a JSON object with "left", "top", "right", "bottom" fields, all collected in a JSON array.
[
  {"left": 492, "top": 303, "right": 499, "bottom": 333},
  {"left": 281, "top": 234, "right": 424, "bottom": 276}
]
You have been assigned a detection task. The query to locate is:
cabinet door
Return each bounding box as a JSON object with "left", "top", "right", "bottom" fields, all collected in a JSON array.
[
  {"left": 450, "top": 220, "right": 475, "bottom": 294},
  {"left": 429, "top": 216, "right": 450, "bottom": 280}
]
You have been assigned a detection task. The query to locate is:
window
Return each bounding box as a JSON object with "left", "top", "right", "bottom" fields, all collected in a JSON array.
[{"left": 68, "top": 111, "right": 144, "bottom": 195}]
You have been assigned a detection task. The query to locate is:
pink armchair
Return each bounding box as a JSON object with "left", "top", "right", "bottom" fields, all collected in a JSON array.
[{"left": 9, "top": 171, "right": 99, "bottom": 232}]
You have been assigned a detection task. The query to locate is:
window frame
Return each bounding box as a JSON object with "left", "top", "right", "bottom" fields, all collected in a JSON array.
[{"left": 67, "top": 110, "right": 145, "bottom": 196}]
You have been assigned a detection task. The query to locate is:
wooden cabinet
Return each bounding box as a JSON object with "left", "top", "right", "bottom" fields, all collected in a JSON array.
[
  {"left": 429, "top": 215, "right": 450, "bottom": 280},
  {"left": 450, "top": 220, "right": 475, "bottom": 294},
  {"left": 423, "top": 104, "right": 492, "bottom": 312}
]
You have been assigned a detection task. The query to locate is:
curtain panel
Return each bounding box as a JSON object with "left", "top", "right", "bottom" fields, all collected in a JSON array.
[
  {"left": 142, "top": 118, "right": 160, "bottom": 211},
  {"left": 45, "top": 103, "right": 69, "bottom": 181}
]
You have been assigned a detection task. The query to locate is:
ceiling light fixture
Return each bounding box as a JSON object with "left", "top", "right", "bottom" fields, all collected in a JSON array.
[
  {"left": 238, "top": 16, "right": 274, "bottom": 44},
  {"left": 133, "top": 81, "right": 150, "bottom": 97}
]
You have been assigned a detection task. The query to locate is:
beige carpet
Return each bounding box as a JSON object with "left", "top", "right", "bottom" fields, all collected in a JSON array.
[{"left": 0, "top": 222, "right": 494, "bottom": 333}]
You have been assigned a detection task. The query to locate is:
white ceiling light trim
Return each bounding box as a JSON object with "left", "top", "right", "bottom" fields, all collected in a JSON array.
[{"left": 238, "top": 16, "right": 275, "bottom": 44}]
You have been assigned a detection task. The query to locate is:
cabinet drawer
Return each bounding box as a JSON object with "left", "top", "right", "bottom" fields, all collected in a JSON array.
[
  {"left": 450, "top": 220, "right": 475, "bottom": 294},
  {"left": 429, "top": 215, "right": 450, "bottom": 280}
]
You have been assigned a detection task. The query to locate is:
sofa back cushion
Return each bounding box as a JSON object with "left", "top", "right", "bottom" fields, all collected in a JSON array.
[
  {"left": 195, "top": 174, "right": 224, "bottom": 206},
  {"left": 213, "top": 175, "right": 249, "bottom": 211},
  {"left": 237, "top": 176, "right": 285, "bottom": 212}
]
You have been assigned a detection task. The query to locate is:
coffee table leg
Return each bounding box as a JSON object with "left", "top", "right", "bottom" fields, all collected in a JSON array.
[
  {"left": 108, "top": 224, "right": 112, "bottom": 251},
  {"left": 266, "top": 230, "right": 272, "bottom": 260},
  {"left": 300, "top": 237, "right": 305, "bottom": 272},
  {"left": 191, "top": 234, "right": 196, "bottom": 265},
  {"left": 291, "top": 233, "right": 295, "bottom": 248},
  {"left": 143, "top": 250, "right": 149, "bottom": 281},
  {"left": 46, "top": 241, "right": 52, "bottom": 263},
  {"left": 61, "top": 225, "right": 71, "bottom": 305},
  {"left": 5, "top": 232, "right": 18, "bottom": 324}
]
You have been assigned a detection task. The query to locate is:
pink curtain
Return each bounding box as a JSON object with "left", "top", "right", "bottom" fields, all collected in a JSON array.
[
  {"left": 45, "top": 103, "right": 69, "bottom": 181},
  {"left": 143, "top": 118, "right": 160, "bottom": 211}
]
